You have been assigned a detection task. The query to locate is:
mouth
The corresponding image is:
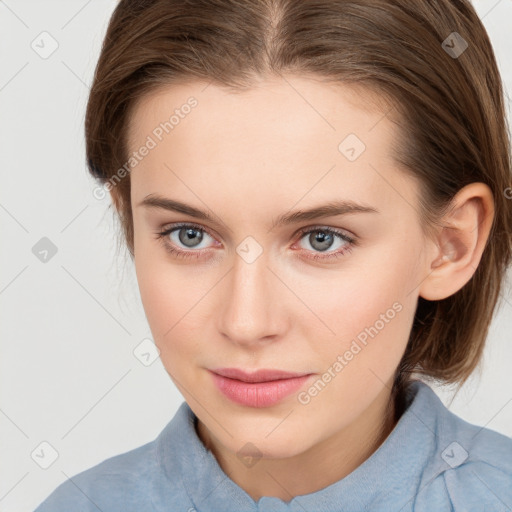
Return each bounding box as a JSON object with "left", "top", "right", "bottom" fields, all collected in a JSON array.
[
  {"left": 210, "top": 367, "right": 312, "bottom": 382},
  {"left": 208, "top": 368, "right": 314, "bottom": 408}
]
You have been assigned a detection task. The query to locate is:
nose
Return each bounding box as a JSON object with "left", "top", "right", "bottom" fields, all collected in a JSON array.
[{"left": 216, "top": 250, "right": 286, "bottom": 348}]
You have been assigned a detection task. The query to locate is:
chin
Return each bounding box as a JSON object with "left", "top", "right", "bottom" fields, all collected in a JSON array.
[{"left": 218, "top": 426, "right": 312, "bottom": 461}]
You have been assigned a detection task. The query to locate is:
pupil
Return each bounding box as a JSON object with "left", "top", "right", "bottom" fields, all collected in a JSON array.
[
  {"left": 180, "top": 227, "right": 203, "bottom": 247},
  {"left": 312, "top": 231, "right": 332, "bottom": 252}
]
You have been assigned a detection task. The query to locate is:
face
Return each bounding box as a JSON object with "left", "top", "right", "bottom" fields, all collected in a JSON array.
[{"left": 127, "top": 75, "right": 430, "bottom": 459}]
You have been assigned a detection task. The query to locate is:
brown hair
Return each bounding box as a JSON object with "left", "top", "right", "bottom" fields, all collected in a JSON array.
[{"left": 85, "top": 0, "right": 512, "bottom": 397}]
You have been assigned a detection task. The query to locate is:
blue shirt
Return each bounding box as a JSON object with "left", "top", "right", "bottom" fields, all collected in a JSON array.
[{"left": 34, "top": 381, "right": 512, "bottom": 511}]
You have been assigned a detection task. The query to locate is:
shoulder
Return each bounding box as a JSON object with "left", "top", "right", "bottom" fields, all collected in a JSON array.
[
  {"left": 439, "top": 423, "right": 512, "bottom": 511},
  {"left": 33, "top": 439, "right": 160, "bottom": 511},
  {"left": 411, "top": 383, "right": 512, "bottom": 511},
  {"left": 32, "top": 401, "right": 197, "bottom": 512}
]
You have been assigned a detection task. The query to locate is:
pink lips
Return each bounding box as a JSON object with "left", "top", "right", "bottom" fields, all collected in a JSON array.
[{"left": 209, "top": 368, "right": 313, "bottom": 408}]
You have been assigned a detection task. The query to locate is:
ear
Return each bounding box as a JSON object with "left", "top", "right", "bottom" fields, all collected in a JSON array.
[{"left": 419, "top": 182, "right": 494, "bottom": 301}]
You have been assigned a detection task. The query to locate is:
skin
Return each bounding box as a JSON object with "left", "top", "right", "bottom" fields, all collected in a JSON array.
[{"left": 121, "top": 75, "right": 494, "bottom": 502}]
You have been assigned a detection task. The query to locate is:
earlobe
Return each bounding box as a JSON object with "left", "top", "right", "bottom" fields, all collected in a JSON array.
[{"left": 419, "top": 183, "right": 494, "bottom": 301}]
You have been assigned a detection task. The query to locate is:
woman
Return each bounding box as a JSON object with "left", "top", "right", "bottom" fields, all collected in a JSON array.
[{"left": 35, "top": 0, "right": 512, "bottom": 510}]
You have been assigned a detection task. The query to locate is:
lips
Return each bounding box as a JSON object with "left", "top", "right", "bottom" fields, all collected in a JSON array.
[
  {"left": 208, "top": 368, "right": 314, "bottom": 408},
  {"left": 210, "top": 367, "right": 311, "bottom": 383}
]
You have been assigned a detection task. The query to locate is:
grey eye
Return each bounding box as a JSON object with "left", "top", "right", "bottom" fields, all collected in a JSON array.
[
  {"left": 177, "top": 227, "right": 205, "bottom": 248},
  {"left": 306, "top": 230, "right": 335, "bottom": 252}
]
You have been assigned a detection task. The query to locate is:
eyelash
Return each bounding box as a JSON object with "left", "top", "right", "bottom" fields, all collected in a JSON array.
[{"left": 154, "top": 222, "right": 357, "bottom": 262}]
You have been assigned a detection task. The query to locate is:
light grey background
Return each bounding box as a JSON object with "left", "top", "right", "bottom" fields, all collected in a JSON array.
[{"left": 1, "top": 1, "right": 511, "bottom": 511}]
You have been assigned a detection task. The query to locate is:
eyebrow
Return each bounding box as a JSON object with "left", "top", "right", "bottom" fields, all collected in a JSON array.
[{"left": 137, "top": 194, "right": 379, "bottom": 231}]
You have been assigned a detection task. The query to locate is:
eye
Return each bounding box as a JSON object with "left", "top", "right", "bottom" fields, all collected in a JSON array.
[
  {"left": 293, "top": 226, "right": 356, "bottom": 261},
  {"left": 154, "top": 222, "right": 218, "bottom": 259}
]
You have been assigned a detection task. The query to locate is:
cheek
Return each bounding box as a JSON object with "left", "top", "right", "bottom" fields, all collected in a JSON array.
[
  {"left": 134, "top": 252, "right": 213, "bottom": 364},
  {"left": 295, "top": 265, "right": 417, "bottom": 420},
  {"left": 303, "top": 244, "right": 419, "bottom": 367}
]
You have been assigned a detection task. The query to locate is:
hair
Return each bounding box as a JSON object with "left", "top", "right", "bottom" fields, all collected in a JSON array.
[{"left": 85, "top": 0, "right": 512, "bottom": 407}]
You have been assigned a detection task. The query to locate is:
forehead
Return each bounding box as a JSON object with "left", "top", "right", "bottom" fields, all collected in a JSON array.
[
  {"left": 127, "top": 76, "right": 393, "bottom": 150},
  {"left": 127, "top": 76, "right": 417, "bottom": 219}
]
